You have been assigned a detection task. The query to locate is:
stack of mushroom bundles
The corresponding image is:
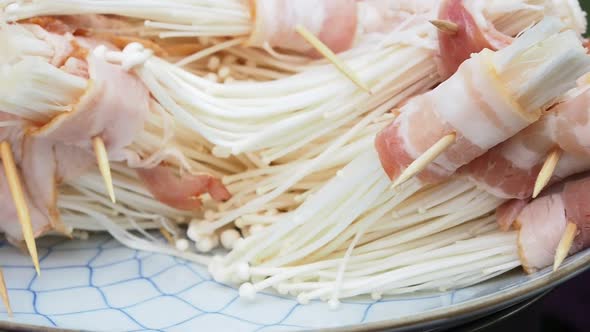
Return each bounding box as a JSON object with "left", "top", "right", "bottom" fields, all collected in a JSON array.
[{"left": 211, "top": 17, "right": 590, "bottom": 305}]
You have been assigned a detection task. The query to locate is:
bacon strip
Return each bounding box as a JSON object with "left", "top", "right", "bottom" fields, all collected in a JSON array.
[
  {"left": 376, "top": 49, "right": 536, "bottom": 183},
  {"left": 0, "top": 164, "right": 56, "bottom": 243},
  {"left": 464, "top": 85, "right": 590, "bottom": 201},
  {"left": 561, "top": 177, "right": 590, "bottom": 252},
  {"left": 516, "top": 174, "right": 590, "bottom": 273},
  {"left": 21, "top": 137, "right": 93, "bottom": 235},
  {"left": 496, "top": 199, "right": 528, "bottom": 232},
  {"left": 31, "top": 55, "right": 150, "bottom": 161},
  {"left": 12, "top": 22, "right": 232, "bottom": 213},
  {"left": 247, "top": 0, "right": 357, "bottom": 54},
  {"left": 0, "top": 113, "right": 63, "bottom": 242},
  {"left": 137, "top": 166, "right": 231, "bottom": 211},
  {"left": 516, "top": 193, "right": 567, "bottom": 273},
  {"left": 437, "top": 0, "right": 512, "bottom": 79}
]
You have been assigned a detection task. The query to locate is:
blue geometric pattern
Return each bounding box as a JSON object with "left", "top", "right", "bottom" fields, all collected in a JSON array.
[{"left": 0, "top": 234, "right": 584, "bottom": 331}]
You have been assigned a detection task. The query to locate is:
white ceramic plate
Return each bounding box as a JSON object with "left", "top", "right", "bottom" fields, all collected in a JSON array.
[{"left": 0, "top": 234, "right": 587, "bottom": 332}]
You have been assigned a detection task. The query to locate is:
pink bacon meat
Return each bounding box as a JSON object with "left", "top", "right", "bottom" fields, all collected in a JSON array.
[
  {"left": 0, "top": 112, "right": 71, "bottom": 242},
  {"left": 437, "top": 0, "right": 513, "bottom": 79},
  {"left": 375, "top": 48, "right": 537, "bottom": 184},
  {"left": 0, "top": 164, "right": 58, "bottom": 244},
  {"left": 246, "top": 0, "right": 357, "bottom": 54},
  {"left": 137, "top": 166, "right": 231, "bottom": 212},
  {"left": 31, "top": 33, "right": 230, "bottom": 211},
  {"left": 7, "top": 21, "right": 231, "bottom": 214},
  {"left": 516, "top": 192, "right": 567, "bottom": 273},
  {"left": 516, "top": 175, "right": 590, "bottom": 273},
  {"left": 464, "top": 84, "right": 590, "bottom": 230}
]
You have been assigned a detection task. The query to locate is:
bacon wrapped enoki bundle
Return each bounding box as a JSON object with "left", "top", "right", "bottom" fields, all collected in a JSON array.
[
  {"left": 464, "top": 80, "right": 590, "bottom": 231},
  {"left": 0, "top": 23, "right": 236, "bottom": 242},
  {"left": 5, "top": 0, "right": 584, "bottom": 66},
  {"left": 377, "top": 16, "right": 590, "bottom": 186},
  {"left": 208, "top": 18, "right": 590, "bottom": 304},
  {"left": 513, "top": 174, "right": 590, "bottom": 273},
  {"left": 435, "top": 0, "right": 586, "bottom": 78},
  {"left": 2, "top": 0, "right": 429, "bottom": 55}
]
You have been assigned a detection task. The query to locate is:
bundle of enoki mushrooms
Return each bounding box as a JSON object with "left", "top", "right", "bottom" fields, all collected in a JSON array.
[{"left": 0, "top": 0, "right": 588, "bottom": 312}]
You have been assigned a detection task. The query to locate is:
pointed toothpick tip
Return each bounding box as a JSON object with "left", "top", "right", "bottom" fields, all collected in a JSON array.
[
  {"left": 0, "top": 141, "right": 40, "bottom": 275},
  {"left": 391, "top": 133, "right": 456, "bottom": 189},
  {"left": 553, "top": 222, "right": 577, "bottom": 271},
  {"left": 295, "top": 25, "right": 371, "bottom": 94},
  {"left": 92, "top": 137, "right": 116, "bottom": 204},
  {"left": 533, "top": 148, "right": 562, "bottom": 198},
  {"left": 430, "top": 19, "right": 459, "bottom": 35},
  {"left": 0, "top": 269, "right": 12, "bottom": 317},
  {"left": 159, "top": 227, "right": 174, "bottom": 245}
]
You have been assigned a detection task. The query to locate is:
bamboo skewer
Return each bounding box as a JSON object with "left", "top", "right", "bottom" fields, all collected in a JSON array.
[
  {"left": 553, "top": 222, "right": 577, "bottom": 271},
  {"left": 430, "top": 20, "right": 459, "bottom": 35},
  {"left": 391, "top": 133, "right": 456, "bottom": 189},
  {"left": 295, "top": 25, "right": 371, "bottom": 93},
  {"left": 533, "top": 148, "right": 562, "bottom": 198},
  {"left": 160, "top": 227, "right": 175, "bottom": 245},
  {"left": 93, "top": 137, "right": 116, "bottom": 204},
  {"left": 0, "top": 269, "right": 11, "bottom": 317},
  {"left": 0, "top": 142, "right": 40, "bottom": 275}
]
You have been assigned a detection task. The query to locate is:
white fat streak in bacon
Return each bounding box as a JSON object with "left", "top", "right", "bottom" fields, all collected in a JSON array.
[
  {"left": 248, "top": 0, "right": 326, "bottom": 52},
  {"left": 491, "top": 85, "right": 590, "bottom": 177},
  {"left": 396, "top": 100, "right": 421, "bottom": 162},
  {"left": 499, "top": 132, "right": 548, "bottom": 170},
  {"left": 429, "top": 52, "right": 531, "bottom": 172},
  {"left": 553, "top": 153, "right": 590, "bottom": 180},
  {"left": 356, "top": 0, "right": 437, "bottom": 34}
]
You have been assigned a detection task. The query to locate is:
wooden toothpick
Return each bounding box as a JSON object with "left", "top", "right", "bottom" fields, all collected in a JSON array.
[
  {"left": 295, "top": 25, "right": 371, "bottom": 93},
  {"left": 553, "top": 222, "right": 577, "bottom": 271},
  {"left": 430, "top": 20, "right": 459, "bottom": 35},
  {"left": 0, "top": 142, "right": 40, "bottom": 275},
  {"left": 392, "top": 133, "right": 456, "bottom": 189},
  {"left": 0, "top": 269, "right": 12, "bottom": 317},
  {"left": 93, "top": 137, "right": 116, "bottom": 203},
  {"left": 533, "top": 148, "right": 562, "bottom": 198}
]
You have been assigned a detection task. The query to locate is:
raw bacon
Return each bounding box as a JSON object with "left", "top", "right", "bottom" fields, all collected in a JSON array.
[
  {"left": 31, "top": 55, "right": 150, "bottom": 160},
  {"left": 8, "top": 22, "right": 232, "bottom": 213},
  {"left": 0, "top": 164, "right": 57, "bottom": 243},
  {"left": 464, "top": 85, "right": 590, "bottom": 200},
  {"left": 376, "top": 49, "right": 538, "bottom": 183},
  {"left": 437, "top": 0, "right": 513, "bottom": 79},
  {"left": 516, "top": 174, "right": 590, "bottom": 272},
  {"left": 516, "top": 193, "right": 567, "bottom": 273},
  {"left": 21, "top": 137, "right": 93, "bottom": 235},
  {"left": 496, "top": 199, "right": 528, "bottom": 231},
  {"left": 247, "top": 0, "right": 357, "bottom": 54},
  {"left": 561, "top": 176, "right": 590, "bottom": 252},
  {"left": 137, "top": 166, "right": 231, "bottom": 211}
]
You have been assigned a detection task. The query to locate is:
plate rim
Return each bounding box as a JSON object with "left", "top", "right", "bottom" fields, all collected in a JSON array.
[
  {"left": 316, "top": 252, "right": 590, "bottom": 332},
  {"left": 0, "top": 248, "right": 588, "bottom": 332}
]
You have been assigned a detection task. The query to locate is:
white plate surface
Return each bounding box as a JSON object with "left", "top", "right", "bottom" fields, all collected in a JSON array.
[{"left": 0, "top": 234, "right": 587, "bottom": 332}]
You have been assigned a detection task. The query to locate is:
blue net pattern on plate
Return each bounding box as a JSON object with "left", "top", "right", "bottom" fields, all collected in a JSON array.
[{"left": 0, "top": 234, "right": 547, "bottom": 331}]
